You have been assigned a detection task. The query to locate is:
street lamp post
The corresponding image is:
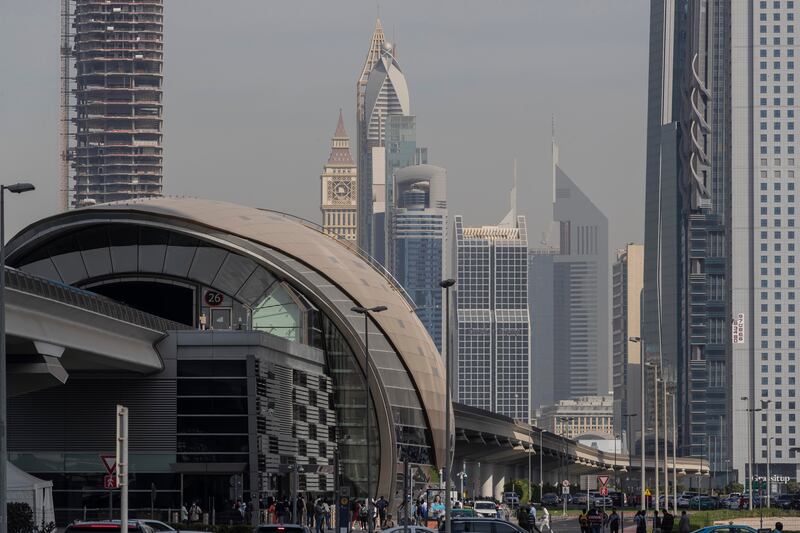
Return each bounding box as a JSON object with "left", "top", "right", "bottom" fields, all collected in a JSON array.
[
  {"left": 761, "top": 400, "right": 773, "bottom": 509},
  {"left": 662, "top": 379, "right": 669, "bottom": 511},
  {"left": 645, "top": 362, "right": 660, "bottom": 512},
  {"left": 629, "top": 336, "right": 646, "bottom": 511},
  {"left": 622, "top": 414, "right": 638, "bottom": 493},
  {"left": 539, "top": 429, "right": 544, "bottom": 503},
  {"left": 439, "top": 279, "right": 456, "bottom": 533},
  {"left": 351, "top": 305, "right": 388, "bottom": 533},
  {"left": 0, "top": 182, "right": 35, "bottom": 533}
]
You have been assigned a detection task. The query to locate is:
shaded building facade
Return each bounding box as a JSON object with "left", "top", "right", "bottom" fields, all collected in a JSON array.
[
  {"left": 551, "top": 152, "right": 610, "bottom": 401},
  {"left": 612, "top": 244, "right": 644, "bottom": 441}
]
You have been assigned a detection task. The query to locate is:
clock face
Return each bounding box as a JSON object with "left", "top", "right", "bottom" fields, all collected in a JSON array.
[{"left": 334, "top": 181, "right": 351, "bottom": 198}]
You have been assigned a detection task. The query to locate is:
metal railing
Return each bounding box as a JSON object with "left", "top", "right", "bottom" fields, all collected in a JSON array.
[{"left": 5, "top": 267, "right": 190, "bottom": 332}]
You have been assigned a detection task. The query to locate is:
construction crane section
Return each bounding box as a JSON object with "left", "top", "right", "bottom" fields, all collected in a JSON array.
[{"left": 69, "top": 0, "right": 164, "bottom": 207}]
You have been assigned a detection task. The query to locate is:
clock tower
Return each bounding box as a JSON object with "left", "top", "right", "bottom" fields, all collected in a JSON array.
[{"left": 320, "top": 110, "right": 358, "bottom": 241}]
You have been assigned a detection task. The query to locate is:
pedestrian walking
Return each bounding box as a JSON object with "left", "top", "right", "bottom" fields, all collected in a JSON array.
[
  {"left": 517, "top": 505, "right": 531, "bottom": 533},
  {"left": 314, "top": 499, "right": 326, "bottom": 533},
  {"left": 652, "top": 510, "right": 661, "bottom": 533},
  {"left": 530, "top": 504, "right": 541, "bottom": 533},
  {"left": 634, "top": 511, "right": 647, "bottom": 533},
  {"left": 540, "top": 507, "right": 551, "bottom": 533},
  {"left": 579, "top": 510, "right": 590, "bottom": 533},
  {"left": 607, "top": 509, "right": 620, "bottom": 533},
  {"left": 678, "top": 511, "right": 690, "bottom": 533},
  {"left": 660, "top": 509, "right": 674, "bottom": 533},
  {"left": 774, "top": 522, "right": 784, "bottom": 533},
  {"left": 324, "top": 498, "right": 332, "bottom": 529},
  {"left": 376, "top": 496, "right": 389, "bottom": 528},
  {"left": 588, "top": 506, "right": 603, "bottom": 533},
  {"left": 180, "top": 504, "right": 188, "bottom": 523}
]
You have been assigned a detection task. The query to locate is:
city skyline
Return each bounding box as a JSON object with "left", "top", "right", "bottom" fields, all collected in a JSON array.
[{"left": 1, "top": 1, "right": 648, "bottom": 252}]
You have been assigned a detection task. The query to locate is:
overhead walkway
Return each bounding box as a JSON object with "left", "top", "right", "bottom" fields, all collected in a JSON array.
[{"left": 4, "top": 267, "right": 188, "bottom": 396}]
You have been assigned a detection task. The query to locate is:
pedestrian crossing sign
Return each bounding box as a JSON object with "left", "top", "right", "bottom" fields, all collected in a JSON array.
[{"left": 645, "top": 488, "right": 652, "bottom": 497}]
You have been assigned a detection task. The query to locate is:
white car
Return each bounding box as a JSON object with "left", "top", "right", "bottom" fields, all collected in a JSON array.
[
  {"left": 472, "top": 500, "right": 499, "bottom": 518},
  {"left": 382, "top": 527, "right": 437, "bottom": 533}
]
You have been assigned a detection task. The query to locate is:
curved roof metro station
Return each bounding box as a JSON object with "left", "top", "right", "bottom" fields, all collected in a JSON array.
[{"left": 4, "top": 198, "right": 706, "bottom": 521}]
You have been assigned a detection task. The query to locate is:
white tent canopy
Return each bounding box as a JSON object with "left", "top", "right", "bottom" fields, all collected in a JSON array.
[{"left": 7, "top": 461, "right": 55, "bottom": 525}]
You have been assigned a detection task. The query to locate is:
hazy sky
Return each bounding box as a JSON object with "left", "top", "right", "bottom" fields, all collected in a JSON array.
[{"left": 1, "top": 1, "right": 649, "bottom": 252}]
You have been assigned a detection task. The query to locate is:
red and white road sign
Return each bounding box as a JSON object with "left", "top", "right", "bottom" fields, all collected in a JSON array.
[
  {"left": 597, "top": 475, "right": 609, "bottom": 487},
  {"left": 599, "top": 487, "right": 608, "bottom": 496},
  {"left": 100, "top": 454, "right": 116, "bottom": 475},
  {"left": 562, "top": 479, "right": 570, "bottom": 487},
  {"left": 104, "top": 474, "right": 118, "bottom": 489}
]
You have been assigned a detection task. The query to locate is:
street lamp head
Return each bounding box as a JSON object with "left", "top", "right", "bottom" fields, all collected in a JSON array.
[
  {"left": 628, "top": 336, "right": 641, "bottom": 343},
  {"left": 439, "top": 279, "right": 456, "bottom": 288},
  {"left": 4, "top": 183, "right": 35, "bottom": 194},
  {"left": 370, "top": 305, "right": 388, "bottom": 313},
  {"left": 741, "top": 396, "right": 749, "bottom": 401},
  {"left": 351, "top": 306, "right": 367, "bottom": 314}
]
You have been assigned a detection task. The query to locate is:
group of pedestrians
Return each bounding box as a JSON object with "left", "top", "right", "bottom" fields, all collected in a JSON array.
[
  {"left": 516, "top": 504, "right": 551, "bottom": 533},
  {"left": 265, "top": 494, "right": 332, "bottom": 531},
  {"left": 631, "top": 508, "right": 690, "bottom": 533},
  {"left": 350, "top": 496, "right": 394, "bottom": 530}
]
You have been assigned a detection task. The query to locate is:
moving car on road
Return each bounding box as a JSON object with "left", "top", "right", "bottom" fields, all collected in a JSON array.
[
  {"left": 65, "top": 522, "right": 156, "bottom": 533},
  {"left": 472, "top": 501, "right": 500, "bottom": 518}
]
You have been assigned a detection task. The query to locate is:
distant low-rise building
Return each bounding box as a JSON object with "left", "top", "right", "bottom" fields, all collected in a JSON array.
[{"left": 536, "top": 395, "right": 614, "bottom": 439}]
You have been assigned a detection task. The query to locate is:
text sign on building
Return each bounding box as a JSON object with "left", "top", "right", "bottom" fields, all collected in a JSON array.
[{"left": 732, "top": 313, "right": 745, "bottom": 344}]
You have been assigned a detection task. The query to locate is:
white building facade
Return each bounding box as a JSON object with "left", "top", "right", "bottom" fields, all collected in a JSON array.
[{"left": 454, "top": 211, "right": 531, "bottom": 422}]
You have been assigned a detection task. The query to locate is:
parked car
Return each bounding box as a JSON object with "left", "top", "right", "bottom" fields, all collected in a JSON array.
[
  {"left": 444, "top": 518, "right": 528, "bottom": 533},
  {"left": 720, "top": 497, "right": 740, "bottom": 510},
  {"left": 451, "top": 509, "right": 477, "bottom": 518},
  {"left": 689, "top": 495, "right": 717, "bottom": 510},
  {"left": 571, "top": 493, "right": 589, "bottom": 506},
  {"left": 503, "top": 492, "right": 520, "bottom": 507},
  {"left": 608, "top": 491, "right": 626, "bottom": 508},
  {"left": 591, "top": 496, "right": 613, "bottom": 508},
  {"left": 472, "top": 501, "right": 499, "bottom": 518},
  {"left": 541, "top": 493, "right": 561, "bottom": 507},
  {"left": 66, "top": 522, "right": 156, "bottom": 533}
]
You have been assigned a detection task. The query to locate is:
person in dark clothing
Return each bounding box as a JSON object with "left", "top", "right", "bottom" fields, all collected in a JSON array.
[
  {"left": 517, "top": 506, "right": 531, "bottom": 533},
  {"left": 376, "top": 496, "right": 389, "bottom": 528},
  {"left": 653, "top": 510, "right": 661, "bottom": 533},
  {"left": 578, "top": 510, "right": 589, "bottom": 533},
  {"left": 587, "top": 507, "right": 603, "bottom": 533},
  {"left": 276, "top": 498, "right": 286, "bottom": 524},
  {"left": 661, "top": 509, "right": 675, "bottom": 533},
  {"left": 634, "top": 510, "right": 647, "bottom": 533},
  {"left": 607, "top": 508, "right": 620, "bottom": 533}
]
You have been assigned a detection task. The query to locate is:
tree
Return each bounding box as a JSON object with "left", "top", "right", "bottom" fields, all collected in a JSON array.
[{"left": 8, "top": 502, "right": 34, "bottom": 533}]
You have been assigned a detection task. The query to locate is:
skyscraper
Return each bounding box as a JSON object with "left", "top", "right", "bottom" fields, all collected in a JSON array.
[
  {"left": 320, "top": 110, "right": 357, "bottom": 241},
  {"left": 551, "top": 145, "right": 610, "bottom": 402},
  {"left": 384, "top": 115, "right": 429, "bottom": 261},
  {"left": 356, "top": 19, "right": 410, "bottom": 259},
  {"left": 455, "top": 197, "right": 531, "bottom": 421},
  {"left": 644, "top": 0, "right": 800, "bottom": 483},
  {"left": 612, "top": 244, "right": 644, "bottom": 441},
  {"left": 69, "top": 0, "right": 164, "bottom": 206},
  {"left": 390, "top": 164, "right": 447, "bottom": 350},
  {"left": 642, "top": 0, "right": 729, "bottom": 474}
]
